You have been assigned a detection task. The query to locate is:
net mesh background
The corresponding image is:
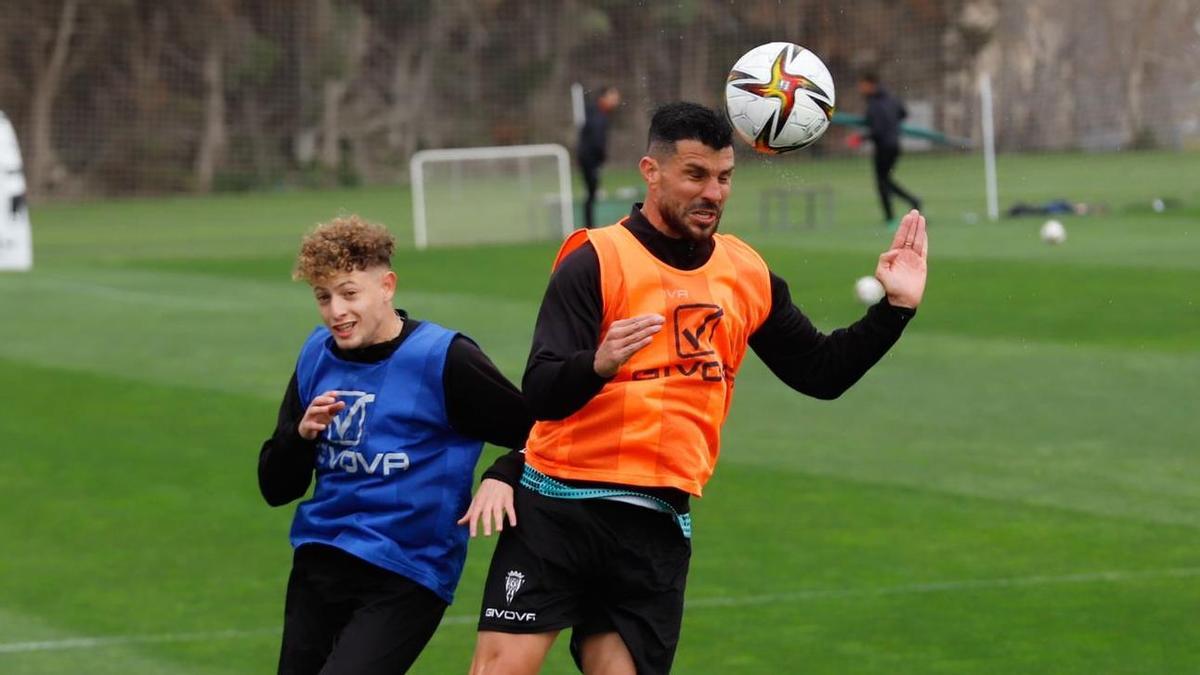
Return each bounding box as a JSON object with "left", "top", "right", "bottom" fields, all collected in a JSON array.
[{"left": 0, "top": 0, "right": 1196, "bottom": 199}]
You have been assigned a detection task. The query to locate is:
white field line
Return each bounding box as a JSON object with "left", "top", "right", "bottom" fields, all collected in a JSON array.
[
  {"left": 0, "top": 628, "right": 280, "bottom": 654},
  {"left": 682, "top": 566, "right": 1200, "bottom": 609},
  {"left": 2, "top": 566, "right": 1198, "bottom": 655}
]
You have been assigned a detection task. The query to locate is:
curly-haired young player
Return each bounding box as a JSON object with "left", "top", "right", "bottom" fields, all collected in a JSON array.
[
  {"left": 469, "top": 103, "right": 927, "bottom": 674},
  {"left": 259, "top": 215, "right": 530, "bottom": 675}
]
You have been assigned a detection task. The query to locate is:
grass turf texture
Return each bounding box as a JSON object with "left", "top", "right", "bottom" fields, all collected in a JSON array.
[{"left": 0, "top": 151, "right": 1197, "bottom": 673}]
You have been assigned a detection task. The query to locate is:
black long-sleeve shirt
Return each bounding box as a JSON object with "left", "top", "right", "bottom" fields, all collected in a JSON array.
[
  {"left": 524, "top": 205, "right": 915, "bottom": 419},
  {"left": 865, "top": 87, "right": 908, "bottom": 150},
  {"left": 522, "top": 206, "right": 915, "bottom": 509},
  {"left": 577, "top": 102, "right": 610, "bottom": 168},
  {"left": 258, "top": 311, "right": 530, "bottom": 507}
]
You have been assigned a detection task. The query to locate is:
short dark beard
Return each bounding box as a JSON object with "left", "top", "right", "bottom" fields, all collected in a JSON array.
[{"left": 660, "top": 198, "right": 721, "bottom": 242}]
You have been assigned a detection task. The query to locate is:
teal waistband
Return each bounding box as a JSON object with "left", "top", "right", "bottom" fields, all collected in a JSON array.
[{"left": 520, "top": 464, "right": 693, "bottom": 539}]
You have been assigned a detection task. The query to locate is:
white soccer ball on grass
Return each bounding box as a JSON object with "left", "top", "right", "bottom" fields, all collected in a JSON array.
[{"left": 1040, "top": 219, "right": 1066, "bottom": 245}]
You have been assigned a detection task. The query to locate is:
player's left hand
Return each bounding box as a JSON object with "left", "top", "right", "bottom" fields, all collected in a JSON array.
[
  {"left": 876, "top": 209, "right": 928, "bottom": 308},
  {"left": 457, "top": 478, "right": 516, "bottom": 537}
]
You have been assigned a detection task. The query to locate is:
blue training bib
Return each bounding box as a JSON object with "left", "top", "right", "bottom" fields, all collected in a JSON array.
[{"left": 290, "top": 321, "right": 484, "bottom": 603}]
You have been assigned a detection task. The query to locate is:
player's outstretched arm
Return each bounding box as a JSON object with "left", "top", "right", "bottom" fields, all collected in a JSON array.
[
  {"left": 875, "top": 209, "right": 928, "bottom": 309},
  {"left": 749, "top": 211, "right": 923, "bottom": 400},
  {"left": 441, "top": 336, "right": 530, "bottom": 537}
]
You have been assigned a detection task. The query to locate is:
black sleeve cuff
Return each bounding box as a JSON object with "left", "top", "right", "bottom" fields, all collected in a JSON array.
[
  {"left": 279, "top": 423, "right": 318, "bottom": 454},
  {"left": 868, "top": 299, "right": 917, "bottom": 332},
  {"left": 567, "top": 348, "right": 612, "bottom": 387},
  {"left": 257, "top": 426, "right": 319, "bottom": 507},
  {"left": 481, "top": 449, "right": 526, "bottom": 486}
]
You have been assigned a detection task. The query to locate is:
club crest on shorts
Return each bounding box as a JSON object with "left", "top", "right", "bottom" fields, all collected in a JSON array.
[{"left": 504, "top": 570, "right": 526, "bottom": 605}]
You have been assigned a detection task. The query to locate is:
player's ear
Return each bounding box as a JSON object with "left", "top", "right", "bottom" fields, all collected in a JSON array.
[
  {"left": 639, "top": 155, "right": 659, "bottom": 187},
  {"left": 380, "top": 269, "right": 397, "bottom": 302}
]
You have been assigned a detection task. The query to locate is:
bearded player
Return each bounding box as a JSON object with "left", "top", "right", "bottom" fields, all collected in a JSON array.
[{"left": 469, "top": 102, "right": 927, "bottom": 674}]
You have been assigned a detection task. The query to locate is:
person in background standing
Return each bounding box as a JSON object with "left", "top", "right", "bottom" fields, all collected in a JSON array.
[{"left": 578, "top": 86, "right": 621, "bottom": 229}]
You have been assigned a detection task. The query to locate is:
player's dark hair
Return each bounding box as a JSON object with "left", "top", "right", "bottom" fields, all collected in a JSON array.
[
  {"left": 859, "top": 71, "right": 880, "bottom": 84},
  {"left": 647, "top": 102, "right": 733, "bottom": 155}
]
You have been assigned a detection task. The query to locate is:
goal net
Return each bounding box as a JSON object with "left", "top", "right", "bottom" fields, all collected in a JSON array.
[{"left": 410, "top": 144, "right": 574, "bottom": 249}]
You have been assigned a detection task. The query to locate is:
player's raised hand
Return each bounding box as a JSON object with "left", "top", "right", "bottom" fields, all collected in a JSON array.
[
  {"left": 298, "top": 391, "right": 346, "bottom": 440},
  {"left": 457, "top": 478, "right": 516, "bottom": 537},
  {"left": 593, "top": 314, "right": 665, "bottom": 378},
  {"left": 876, "top": 209, "right": 928, "bottom": 309}
]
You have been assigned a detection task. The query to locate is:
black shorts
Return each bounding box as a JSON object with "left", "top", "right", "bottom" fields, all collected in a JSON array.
[
  {"left": 277, "top": 543, "right": 448, "bottom": 675},
  {"left": 477, "top": 486, "right": 692, "bottom": 675}
]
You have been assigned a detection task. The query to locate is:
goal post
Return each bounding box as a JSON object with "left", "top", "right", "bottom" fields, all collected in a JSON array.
[
  {"left": 410, "top": 144, "right": 575, "bottom": 250},
  {"left": 979, "top": 73, "right": 1000, "bottom": 222}
]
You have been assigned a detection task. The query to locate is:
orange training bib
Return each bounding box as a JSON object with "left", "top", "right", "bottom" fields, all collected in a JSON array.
[{"left": 525, "top": 220, "right": 772, "bottom": 496}]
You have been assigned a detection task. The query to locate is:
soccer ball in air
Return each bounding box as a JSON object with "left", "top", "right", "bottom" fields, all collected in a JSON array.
[
  {"left": 1040, "top": 219, "right": 1066, "bottom": 245},
  {"left": 725, "top": 42, "right": 836, "bottom": 153},
  {"left": 854, "top": 276, "right": 886, "bottom": 306}
]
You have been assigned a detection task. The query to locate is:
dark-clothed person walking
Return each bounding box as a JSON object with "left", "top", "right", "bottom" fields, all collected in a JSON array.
[{"left": 859, "top": 73, "right": 921, "bottom": 227}]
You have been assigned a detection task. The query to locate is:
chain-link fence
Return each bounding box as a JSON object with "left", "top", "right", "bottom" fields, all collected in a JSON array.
[{"left": 1, "top": 0, "right": 1197, "bottom": 199}]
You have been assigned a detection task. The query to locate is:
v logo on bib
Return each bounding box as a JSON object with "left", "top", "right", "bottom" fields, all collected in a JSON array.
[
  {"left": 325, "top": 390, "right": 376, "bottom": 446},
  {"left": 674, "top": 304, "right": 724, "bottom": 358}
]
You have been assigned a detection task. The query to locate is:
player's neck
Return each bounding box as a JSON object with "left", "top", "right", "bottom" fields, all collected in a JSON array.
[{"left": 368, "top": 310, "right": 404, "bottom": 347}]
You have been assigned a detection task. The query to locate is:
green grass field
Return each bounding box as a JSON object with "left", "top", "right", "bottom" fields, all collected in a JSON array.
[{"left": 1, "top": 151, "right": 1198, "bottom": 673}]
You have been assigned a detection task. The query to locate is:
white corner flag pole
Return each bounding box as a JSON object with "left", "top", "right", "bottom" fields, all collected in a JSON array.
[{"left": 980, "top": 73, "right": 999, "bottom": 222}]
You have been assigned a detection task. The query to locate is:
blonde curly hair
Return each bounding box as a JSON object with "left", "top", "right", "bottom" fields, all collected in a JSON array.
[{"left": 293, "top": 215, "right": 395, "bottom": 283}]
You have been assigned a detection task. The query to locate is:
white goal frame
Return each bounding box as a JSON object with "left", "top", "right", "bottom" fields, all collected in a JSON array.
[{"left": 409, "top": 143, "right": 575, "bottom": 250}]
